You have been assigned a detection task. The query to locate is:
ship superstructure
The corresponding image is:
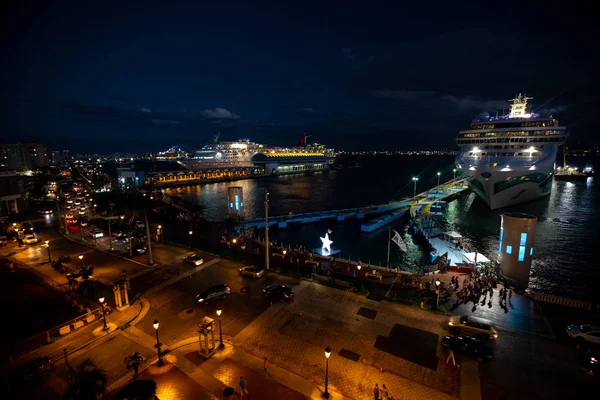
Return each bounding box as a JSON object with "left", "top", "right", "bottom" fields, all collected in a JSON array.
[{"left": 455, "top": 94, "right": 568, "bottom": 209}]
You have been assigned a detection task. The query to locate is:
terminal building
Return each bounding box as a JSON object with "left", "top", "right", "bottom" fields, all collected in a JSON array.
[
  {"left": 250, "top": 152, "right": 334, "bottom": 175},
  {"left": 497, "top": 212, "right": 537, "bottom": 290}
]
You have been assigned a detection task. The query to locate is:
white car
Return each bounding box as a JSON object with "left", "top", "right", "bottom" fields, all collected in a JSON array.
[
  {"left": 184, "top": 254, "right": 204, "bottom": 266},
  {"left": 24, "top": 234, "right": 39, "bottom": 244},
  {"left": 239, "top": 265, "right": 265, "bottom": 278},
  {"left": 90, "top": 230, "right": 104, "bottom": 238},
  {"left": 566, "top": 324, "right": 600, "bottom": 345}
]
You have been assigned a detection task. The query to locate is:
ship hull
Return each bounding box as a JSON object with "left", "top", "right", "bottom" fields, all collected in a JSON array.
[{"left": 463, "top": 167, "right": 553, "bottom": 210}]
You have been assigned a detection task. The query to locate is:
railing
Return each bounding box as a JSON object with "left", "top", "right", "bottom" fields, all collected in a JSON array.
[
  {"left": 532, "top": 293, "right": 596, "bottom": 311},
  {"left": 5, "top": 307, "right": 103, "bottom": 363},
  {"left": 10, "top": 257, "right": 69, "bottom": 292}
]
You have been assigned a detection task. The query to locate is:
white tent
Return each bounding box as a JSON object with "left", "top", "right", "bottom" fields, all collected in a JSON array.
[
  {"left": 464, "top": 252, "right": 490, "bottom": 263},
  {"left": 445, "top": 231, "right": 463, "bottom": 239}
]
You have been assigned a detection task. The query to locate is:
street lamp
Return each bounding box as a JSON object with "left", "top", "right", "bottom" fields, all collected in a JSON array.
[
  {"left": 158, "top": 225, "right": 163, "bottom": 243},
  {"left": 45, "top": 240, "right": 51, "bottom": 263},
  {"left": 153, "top": 319, "right": 163, "bottom": 366},
  {"left": 188, "top": 230, "right": 193, "bottom": 235},
  {"left": 453, "top": 168, "right": 457, "bottom": 181},
  {"left": 412, "top": 177, "right": 418, "bottom": 198},
  {"left": 78, "top": 254, "right": 84, "bottom": 268},
  {"left": 232, "top": 238, "right": 237, "bottom": 244},
  {"left": 437, "top": 172, "right": 441, "bottom": 187},
  {"left": 435, "top": 278, "right": 441, "bottom": 309},
  {"left": 216, "top": 309, "right": 224, "bottom": 349},
  {"left": 323, "top": 346, "right": 332, "bottom": 398},
  {"left": 99, "top": 297, "right": 109, "bottom": 331}
]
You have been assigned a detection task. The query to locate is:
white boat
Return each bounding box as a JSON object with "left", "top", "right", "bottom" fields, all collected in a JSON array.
[{"left": 455, "top": 94, "right": 568, "bottom": 209}]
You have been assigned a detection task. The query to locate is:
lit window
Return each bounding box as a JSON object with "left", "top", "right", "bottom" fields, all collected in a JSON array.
[
  {"left": 506, "top": 245, "right": 512, "bottom": 254},
  {"left": 520, "top": 232, "right": 527, "bottom": 246},
  {"left": 518, "top": 246, "right": 526, "bottom": 262},
  {"left": 530, "top": 247, "right": 534, "bottom": 256},
  {"left": 230, "top": 203, "right": 233, "bottom": 208}
]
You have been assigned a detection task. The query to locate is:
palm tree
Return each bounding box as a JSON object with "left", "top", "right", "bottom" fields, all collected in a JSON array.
[
  {"left": 125, "top": 352, "right": 146, "bottom": 379},
  {"left": 62, "top": 358, "right": 108, "bottom": 400}
]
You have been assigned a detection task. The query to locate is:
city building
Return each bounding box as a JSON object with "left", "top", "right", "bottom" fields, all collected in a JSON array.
[
  {"left": 0, "top": 170, "right": 26, "bottom": 216},
  {"left": 0, "top": 142, "right": 49, "bottom": 171}
]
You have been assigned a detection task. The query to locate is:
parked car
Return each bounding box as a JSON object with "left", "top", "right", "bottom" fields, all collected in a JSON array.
[
  {"left": 131, "top": 244, "right": 147, "bottom": 255},
  {"left": 441, "top": 335, "right": 493, "bottom": 360},
  {"left": 66, "top": 213, "right": 74, "bottom": 219},
  {"left": 23, "top": 234, "right": 39, "bottom": 244},
  {"left": 184, "top": 254, "right": 204, "bottom": 266},
  {"left": 239, "top": 265, "right": 265, "bottom": 278},
  {"left": 80, "top": 220, "right": 89, "bottom": 227},
  {"left": 113, "top": 234, "right": 130, "bottom": 243},
  {"left": 197, "top": 284, "right": 231, "bottom": 303},
  {"left": 37, "top": 209, "right": 53, "bottom": 215},
  {"left": 9, "top": 356, "right": 55, "bottom": 391},
  {"left": 89, "top": 229, "right": 103, "bottom": 238},
  {"left": 263, "top": 285, "right": 294, "bottom": 302},
  {"left": 448, "top": 316, "right": 498, "bottom": 339},
  {"left": 566, "top": 324, "right": 600, "bottom": 345}
]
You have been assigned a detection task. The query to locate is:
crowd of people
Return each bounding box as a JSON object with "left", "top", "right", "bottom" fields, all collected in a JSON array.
[{"left": 448, "top": 266, "right": 512, "bottom": 312}]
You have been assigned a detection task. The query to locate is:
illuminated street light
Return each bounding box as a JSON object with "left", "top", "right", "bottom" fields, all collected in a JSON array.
[
  {"left": 323, "top": 346, "right": 332, "bottom": 398},
  {"left": 45, "top": 240, "right": 51, "bottom": 263},
  {"left": 99, "top": 297, "right": 109, "bottom": 331},
  {"left": 435, "top": 278, "right": 441, "bottom": 309},
  {"left": 188, "top": 230, "right": 193, "bottom": 235},
  {"left": 153, "top": 319, "right": 163, "bottom": 366},
  {"left": 357, "top": 264, "right": 361, "bottom": 271},
  {"left": 453, "top": 168, "right": 457, "bottom": 181},
  {"left": 283, "top": 249, "right": 287, "bottom": 255},
  {"left": 78, "top": 254, "right": 84, "bottom": 267},
  {"left": 232, "top": 238, "right": 237, "bottom": 244},
  {"left": 437, "top": 172, "right": 441, "bottom": 186},
  {"left": 412, "top": 177, "right": 418, "bottom": 198},
  {"left": 216, "top": 309, "right": 224, "bottom": 349}
]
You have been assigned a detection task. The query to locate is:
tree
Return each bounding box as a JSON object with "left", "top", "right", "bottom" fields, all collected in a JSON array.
[
  {"left": 62, "top": 358, "right": 108, "bottom": 400},
  {"left": 125, "top": 352, "right": 146, "bottom": 379}
]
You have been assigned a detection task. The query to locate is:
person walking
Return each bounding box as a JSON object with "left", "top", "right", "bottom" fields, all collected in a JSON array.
[
  {"left": 263, "top": 357, "right": 269, "bottom": 372},
  {"left": 239, "top": 376, "right": 249, "bottom": 399},
  {"left": 508, "top": 289, "right": 513, "bottom": 304},
  {"left": 381, "top": 384, "right": 389, "bottom": 399},
  {"left": 373, "top": 383, "right": 380, "bottom": 400}
]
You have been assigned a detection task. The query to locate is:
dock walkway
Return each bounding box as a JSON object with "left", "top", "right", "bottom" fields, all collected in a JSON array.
[{"left": 240, "top": 179, "right": 467, "bottom": 231}]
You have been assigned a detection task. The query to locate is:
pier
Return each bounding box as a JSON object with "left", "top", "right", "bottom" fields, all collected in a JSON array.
[{"left": 239, "top": 179, "right": 468, "bottom": 232}]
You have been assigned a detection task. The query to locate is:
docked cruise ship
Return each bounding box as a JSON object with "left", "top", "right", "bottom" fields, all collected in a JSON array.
[
  {"left": 455, "top": 94, "right": 568, "bottom": 210},
  {"left": 176, "top": 133, "right": 335, "bottom": 170}
]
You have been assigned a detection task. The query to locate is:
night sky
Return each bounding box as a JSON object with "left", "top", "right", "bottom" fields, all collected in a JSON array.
[{"left": 1, "top": 1, "right": 598, "bottom": 153}]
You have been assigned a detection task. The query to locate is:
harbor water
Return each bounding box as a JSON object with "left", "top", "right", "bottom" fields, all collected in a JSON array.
[{"left": 163, "top": 155, "right": 600, "bottom": 301}]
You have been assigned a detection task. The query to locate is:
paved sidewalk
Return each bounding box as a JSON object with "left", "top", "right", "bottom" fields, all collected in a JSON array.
[{"left": 212, "top": 357, "right": 309, "bottom": 400}]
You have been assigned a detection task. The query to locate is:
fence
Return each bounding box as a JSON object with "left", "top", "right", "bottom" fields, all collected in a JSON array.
[
  {"left": 532, "top": 292, "right": 597, "bottom": 311},
  {"left": 10, "top": 257, "right": 70, "bottom": 292},
  {"left": 5, "top": 307, "right": 103, "bottom": 363}
]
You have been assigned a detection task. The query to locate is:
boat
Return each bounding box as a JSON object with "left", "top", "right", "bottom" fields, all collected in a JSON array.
[
  {"left": 455, "top": 94, "right": 568, "bottom": 209},
  {"left": 176, "top": 133, "right": 335, "bottom": 170},
  {"left": 554, "top": 149, "right": 594, "bottom": 182}
]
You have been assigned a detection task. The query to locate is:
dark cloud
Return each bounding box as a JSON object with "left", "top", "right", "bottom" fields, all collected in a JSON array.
[{"left": 200, "top": 108, "right": 241, "bottom": 119}]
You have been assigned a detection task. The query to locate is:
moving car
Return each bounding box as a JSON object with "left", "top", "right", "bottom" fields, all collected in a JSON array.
[
  {"left": 197, "top": 284, "right": 231, "bottom": 303},
  {"left": 38, "top": 209, "right": 53, "bottom": 215},
  {"left": 23, "top": 234, "right": 39, "bottom": 244},
  {"left": 89, "top": 229, "right": 103, "bottom": 238},
  {"left": 566, "top": 324, "right": 600, "bottom": 345},
  {"left": 448, "top": 316, "right": 498, "bottom": 339},
  {"left": 80, "top": 220, "right": 89, "bottom": 227},
  {"left": 239, "top": 265, "right": 265, "bottom": 278},
  {"left": 263, "top": 285, "right": 294, "bottom": 302},
  {"left": 441, "top": 335, "right": 493, "bottom": 359},
  {"left": 184, "top": 254, "right": 204, "bottom": 266},
  {"left": 113, "top": 234, "right": 130, "bottom": 243},
  {"left": 9, "top": 356, "right": 55, "bottom": 391},
  {"left": 131, "top": 244, "right": 147, "bottom": 255},
  {"left": 581, "top": 348, "right": 599, "bottom": 378}
]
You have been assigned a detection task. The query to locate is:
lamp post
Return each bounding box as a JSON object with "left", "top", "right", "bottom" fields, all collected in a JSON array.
[
  {"left": 45, "top": 240, "right": 51, "bottom": 263},
  {"left": 435, "top": 278, "right": 441, "bottom": 309},
  {"left": 188, "top": 230, "right": 193, "bottom": 235},
  {"left": 437, "top": 172, "right": 441, "bottom": 187},
  {"left": 323, "top": 346, "right": 332, "bottom": 398},
  {"left": 453, "top": 168, "right": 456, "bottom": 181},
  {"left": 412, "top": 177, "right": 418, "bottom": 198},
  {"left": 99, "top": 297, "right": 109, "bottom": 331},
  {"left": 153, "top": 319, "right": 163, "bottom": 366},
  {"left": 78, "top": 254, "right": 84, "bottom": 268},
  {"left": 158, "top": 225, "right": 163, "bottom": 243},
  {"left": 216, "top": 309, "right": 224, "bottom": 349}
]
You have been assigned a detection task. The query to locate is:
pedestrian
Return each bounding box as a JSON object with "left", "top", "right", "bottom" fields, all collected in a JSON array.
[
  {"left": 239, "top": 376, "right": 249, "bottom": 399},
  {"left": 508, "top": 289, "right": 513, "bottom": 304},
  {"left": 381, "top": 384, "right": 389, "bottom": 399},
  {"left": 373, "top": 383, "right": 380, "bottom": 400},
  {"left": 263, "top": 357, "right": 269, "bottom": 372}
]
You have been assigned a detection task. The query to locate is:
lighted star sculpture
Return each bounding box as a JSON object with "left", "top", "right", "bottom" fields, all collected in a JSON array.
[{"left": 320, "top": 232, "right": 333, "bottom": 254}]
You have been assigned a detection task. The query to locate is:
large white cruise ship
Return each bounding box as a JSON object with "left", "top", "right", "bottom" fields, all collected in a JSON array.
[{"left": 455, "top": 94, "right": 568, "bottom": 210}]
